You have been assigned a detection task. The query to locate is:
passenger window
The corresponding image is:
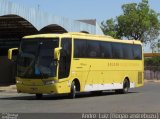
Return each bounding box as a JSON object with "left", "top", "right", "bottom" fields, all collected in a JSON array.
[
  {"left": 112, "top": 43, "right": 123, "bottom": 59},
  {"left": 87, "top": 41, "right": 100, "bottom": 58},
  {"left": 133, "top": 45, "right": 142, "bottom": 60},
  {"left": 100, "top": 42, "right": 112, "bottom": 58},
  {"left": 122, "top": 44, "right": 133, "bottom": 59},
  {"left": 74, "top": 39, "right": 87, "bottom": 58}
]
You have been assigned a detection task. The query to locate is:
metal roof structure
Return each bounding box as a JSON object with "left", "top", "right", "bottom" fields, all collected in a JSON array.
[
  {"left": 144, "top": 53, "right": 160, "bottom": 58},
  {"left": 0, "top": 0, "right": 103, "bottom": 38}
]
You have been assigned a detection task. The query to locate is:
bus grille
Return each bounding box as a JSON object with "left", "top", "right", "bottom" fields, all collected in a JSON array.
[{"left": 138, "top": 72, "right": 142, "bottom": 84}]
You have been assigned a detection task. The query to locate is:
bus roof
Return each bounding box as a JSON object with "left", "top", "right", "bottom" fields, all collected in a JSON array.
[{"left": 23, "top": 32, "right": 142, "bottom": 45}]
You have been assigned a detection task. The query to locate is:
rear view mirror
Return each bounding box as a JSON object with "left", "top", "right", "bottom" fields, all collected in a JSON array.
[
  {"left": 8, "top": 48, "right": 18, "bottom": 62},
  {"left": 54, "top": 47, "right": 62, "bottom": 60}
]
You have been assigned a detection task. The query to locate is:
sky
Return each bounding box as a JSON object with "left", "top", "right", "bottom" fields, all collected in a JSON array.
[
  {"left": 8, "top": 0, "right": 160, "bottom": 52},
  {"left": 9, "top": 0, "right": 160, "bottom": 24}
]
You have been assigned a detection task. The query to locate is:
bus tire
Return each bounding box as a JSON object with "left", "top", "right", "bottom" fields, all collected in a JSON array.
[
  {"left": 69, "top": 81, "right": 76, "bottom": 99},
  {"left": 115, "top": 79, "right": 129, "bottom": 94},
  {"left": 36, "top": 94, "right": 43, "bottom": 99}
]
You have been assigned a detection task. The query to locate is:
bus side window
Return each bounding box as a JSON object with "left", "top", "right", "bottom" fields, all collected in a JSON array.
[
  {"left": 74, "top": 39, "right": 87, "bottom": 58},
  {"left": 122, "top": 44, "right": 134, "bottom": 59},
  {"left": 87, "top": 40, "right": 100, "bottom": 58},
  {"left": 100, "top": 42, "right": 112, "bottom": 59},
  {"left": 112, "top": 43, "right": 123, "bottom": 59},
  {"left": 133, "top": 45, "right": 142, "bottom": 60}
]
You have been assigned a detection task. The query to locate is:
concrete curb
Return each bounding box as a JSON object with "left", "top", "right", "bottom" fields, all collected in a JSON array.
[
  {"left": 0, "top": 85, "right": 16, "bottom": 92},
  {"left": 144, "top": 80, "right": 160, "bottom": 83}
]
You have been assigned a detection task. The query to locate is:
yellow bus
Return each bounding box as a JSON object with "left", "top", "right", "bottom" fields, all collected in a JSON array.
[{"left": 8, "top": 32, "right": 144, "bottom": 99}]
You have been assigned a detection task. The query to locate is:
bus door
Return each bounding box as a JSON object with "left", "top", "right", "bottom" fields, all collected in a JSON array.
[{"left": 58, "top": 38, "right": 72, "bottom": 79}]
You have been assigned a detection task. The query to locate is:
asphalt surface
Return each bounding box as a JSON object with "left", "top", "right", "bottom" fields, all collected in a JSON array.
[{"left": 0, "top": 82, "right": 160, "bottom": 113}]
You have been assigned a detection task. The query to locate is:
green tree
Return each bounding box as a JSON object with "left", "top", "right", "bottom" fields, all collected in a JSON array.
[
  {"left": 145, "top": 57, "right": 160, "bottom": 66},
  {"left": 101, "top": 0, "right": 160, "bottom": 43},
  {"left": 101, "top": 18, "right": 118, "bottom": 38}
]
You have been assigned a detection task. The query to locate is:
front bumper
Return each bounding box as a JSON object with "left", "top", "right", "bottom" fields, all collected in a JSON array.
[{"left": 16, "top": 83, "right": 58, "bottom": 94}]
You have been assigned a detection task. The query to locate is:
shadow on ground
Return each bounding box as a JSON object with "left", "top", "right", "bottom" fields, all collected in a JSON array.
[{"left": 0, "top": 91, "right": 138, "bottom": 101}]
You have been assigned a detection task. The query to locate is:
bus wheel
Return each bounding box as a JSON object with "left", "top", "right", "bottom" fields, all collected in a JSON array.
[
  {"left": 115, "top": 79, "right": 129, "bottom": 94},
  {"left": 123, "top": 79, "right": 129, "bottom": 94},
  {"left": 69, "top": 81, "right": 76, "bottom": 99},
  {"left": 36, "top": 94, "right": 43, "bottom": 99}
]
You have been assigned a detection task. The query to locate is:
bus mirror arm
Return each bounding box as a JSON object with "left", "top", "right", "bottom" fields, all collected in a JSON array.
[
  {"left": 54, "top": 47, "right": 62, "bottom": 60},
  {"left": 8, "top": 48, "right": 18, "bottom": 62}
]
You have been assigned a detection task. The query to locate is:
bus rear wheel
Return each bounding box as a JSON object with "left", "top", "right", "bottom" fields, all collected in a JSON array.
[
  {"left": 115, "top": 79, "right": 129, "bottom": 94},
  {"left": 69, "top": 81, "right": 76, "bottom": 99},
  {"left": 36, "top": 94, "right": 43, "bottom": 99}
]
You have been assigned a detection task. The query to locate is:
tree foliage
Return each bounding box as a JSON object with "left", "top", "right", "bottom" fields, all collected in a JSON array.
[
  {"left": 101, "top": 0, "right": 160, "bottom": 43},
  {"left": 101, "top": 18, "right": 118, "bottom": 38},
  {"left": 145, "top": 57, "right": 160, "bottom": 72},
  {"left": 145, "top": 57, "right": 160, "bottom": 66}
]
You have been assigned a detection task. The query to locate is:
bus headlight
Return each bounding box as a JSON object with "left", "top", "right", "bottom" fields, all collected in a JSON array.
[
  {"left": 45, "top": 80, "right": 55, "bottom": 85},
  {"left": 16, "top": 80, "right": 23, "bottom": 84}
]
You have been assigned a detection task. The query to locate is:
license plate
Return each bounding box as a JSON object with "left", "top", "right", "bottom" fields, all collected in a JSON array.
[{"left": 30, "top": 87, "right": 38, "bottom": 91}]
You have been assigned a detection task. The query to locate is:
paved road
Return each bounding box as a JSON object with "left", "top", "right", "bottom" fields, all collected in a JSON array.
[{"left": 0, "top": 82, "right": 160, "bottom": 113}]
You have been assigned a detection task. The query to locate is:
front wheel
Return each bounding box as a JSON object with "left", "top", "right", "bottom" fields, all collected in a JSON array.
[{"left": 69, "top": 81, "right": 76, "bottom": 99}]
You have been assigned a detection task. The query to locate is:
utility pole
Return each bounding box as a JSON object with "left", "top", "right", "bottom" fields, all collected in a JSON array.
[{"left": 157, "top": 39, "right": 160, "bottom": 53}]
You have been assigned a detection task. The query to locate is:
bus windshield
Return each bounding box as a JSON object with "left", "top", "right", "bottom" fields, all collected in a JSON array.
[{"left": 17, "top": 38, "right": 59, "bottom": 79}]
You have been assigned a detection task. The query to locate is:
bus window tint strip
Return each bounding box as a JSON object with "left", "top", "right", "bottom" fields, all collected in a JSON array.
[{"left": 74, "top": 39, "right": 142, "bottom": 60}]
